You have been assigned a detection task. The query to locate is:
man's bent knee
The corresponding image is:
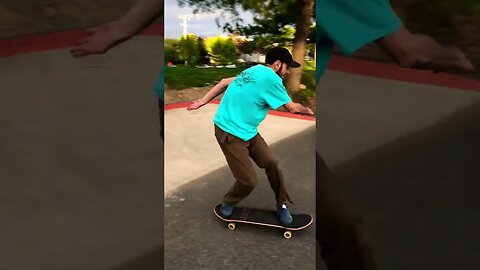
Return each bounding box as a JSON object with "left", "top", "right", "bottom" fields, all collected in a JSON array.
[{"left": 261, "top": 158, "right": 280, "bottom": 170}]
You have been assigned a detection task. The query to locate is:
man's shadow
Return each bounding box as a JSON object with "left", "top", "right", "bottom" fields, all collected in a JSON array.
[
  {"left": 108, "top": 246, "right": 163, "bottom": 270},
  {"left": 316, "top": 102, "right": 480, "bottom": 270}
]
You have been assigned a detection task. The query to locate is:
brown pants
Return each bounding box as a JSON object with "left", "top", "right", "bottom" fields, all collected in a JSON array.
[{"left": 214, "top": 124, "right": 292, "bottom": 207}]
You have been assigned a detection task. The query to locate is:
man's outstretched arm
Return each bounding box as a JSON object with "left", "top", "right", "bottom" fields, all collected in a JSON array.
[{"left": 187, "top": 77, "right": 236, "bottom": 111}]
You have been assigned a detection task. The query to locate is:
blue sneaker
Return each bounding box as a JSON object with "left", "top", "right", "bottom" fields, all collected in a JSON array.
[
  {"left": 220, "top": 203, "right": 233, "bottom": 217},
  {"left": 278, "top": 204, "right": 293, "bottom": 225}
]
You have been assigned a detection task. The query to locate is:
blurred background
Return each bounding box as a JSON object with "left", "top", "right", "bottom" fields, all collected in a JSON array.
[{"left": 2, "top": 0, "right": 478, "bottom": 71}]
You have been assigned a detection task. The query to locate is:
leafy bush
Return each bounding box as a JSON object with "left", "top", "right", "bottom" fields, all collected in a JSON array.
[
  {"left": 178, "top": 34, "right": 200, "bottom": 66},
  {"left": 165, "top": 46, "right": 181, "bottom": 63},
  {"left": 206, "top": 36, "right": 237, "bottom": 65}
]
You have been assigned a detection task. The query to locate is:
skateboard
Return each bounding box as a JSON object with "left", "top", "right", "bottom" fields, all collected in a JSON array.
[{"left": 213, "top": 204, "right": 313, "bottom": 239}]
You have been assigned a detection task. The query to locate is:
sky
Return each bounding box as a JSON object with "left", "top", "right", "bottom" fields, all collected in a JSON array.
[{"left": 165, "top": 0, "right": 254, "bottom": 38}]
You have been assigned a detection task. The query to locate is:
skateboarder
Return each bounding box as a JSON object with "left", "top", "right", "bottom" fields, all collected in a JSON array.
[
  {"left": 187, "top": 47, "right": 314, "bottom": 225},
  {"left": 316, "top": 1, "right": 475, "bottom": 269},
  {"left": 70, "top": 0, "right": 165, "bottom": 139}
]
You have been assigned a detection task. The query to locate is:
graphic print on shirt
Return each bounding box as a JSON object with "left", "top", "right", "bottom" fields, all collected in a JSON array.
[{"left": 234, "top": 70, "right": 257, "bottom": 87}]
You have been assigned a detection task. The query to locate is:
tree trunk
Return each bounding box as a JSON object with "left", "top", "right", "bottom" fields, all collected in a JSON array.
[{"left": 285, "top": 0, "right": 314, "bottom": 93}]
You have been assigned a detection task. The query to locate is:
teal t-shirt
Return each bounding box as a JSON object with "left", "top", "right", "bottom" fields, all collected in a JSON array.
[
  {"left": 316, "top": 0, "right": 401, "bottom": 80},
  {"left": 153, "top": 65, "right": 164, "bottom": 100},
  {"left": 213, "top": 64, "right": 291, "bottom": 141}
]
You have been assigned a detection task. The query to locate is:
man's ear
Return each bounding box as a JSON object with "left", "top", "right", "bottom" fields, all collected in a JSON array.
[{"left": 273, "top": 60, "right": 281, "bottom": 70}]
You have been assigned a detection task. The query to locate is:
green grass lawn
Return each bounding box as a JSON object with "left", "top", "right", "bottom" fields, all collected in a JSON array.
[
  {"left": 165, "top": 66, "right": 244, "bottom": 90},
  {"left": 165, "top": 65, "right": 316, "bottom": 92}
]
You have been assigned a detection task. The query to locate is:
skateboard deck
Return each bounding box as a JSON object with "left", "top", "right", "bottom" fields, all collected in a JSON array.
[{"left": 213, "top": 204, "right": 313, "bottom": 239}]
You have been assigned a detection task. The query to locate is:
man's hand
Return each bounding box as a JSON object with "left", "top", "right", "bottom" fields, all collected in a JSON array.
[
  {"left": 377, "top": 27, "right": 475, "bottom": 74},
  {"left": 187, "top": 99, "right": 207, "bottom": 111},
  {"left": 186, "top": 77, "right": 235, "bottom": 111},
  {"left": 284, "top": 101, "right": 315, "bottom": 116},
  {"left": 70, "top": 0, "right": 164, "bottom": 57},
  {"left": 70, "top": 20, "right": 132, "bottom": 57},
  {"left": 302, "top": 107, "right": 315, "bottom": 116}
]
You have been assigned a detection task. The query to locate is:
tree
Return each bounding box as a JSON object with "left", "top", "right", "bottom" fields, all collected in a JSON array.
[
  {"left": 177, "top": 0, "right": 315, "bottom": 93},
  {"left": 236, "top": 39, "right": 257, "bottom": 55},
  {"left": 197, "top": 37, "right": 210, "bottom": 65},
  {"left": 165, "top": 38, "right": 181, "bottom": 64},
  {"left": 206, "top": 36, "right": 237, "bottom": 65},
  {"left": 165, "top": 46, "right": 181, "bottom": 63},
  {"left": 238, "top": 25, "right": 296, "bottom": 53},
  {"left": 178, "top": 34, "right": 200, "bottom": 66},
  {"left": 165, "top": 38, "right": 180, "bottom": 48}
]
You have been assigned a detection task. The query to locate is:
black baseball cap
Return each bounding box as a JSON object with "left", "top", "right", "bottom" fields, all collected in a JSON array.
[{"left": 265, "top": 47, "right": 301, "bottom": 68}]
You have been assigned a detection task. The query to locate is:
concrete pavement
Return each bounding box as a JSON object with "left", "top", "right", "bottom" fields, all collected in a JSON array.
[
  {"left": 164, "top": 99, "right": 316, "bottom": 269},
  {"left": 1, "top": 36, "right": 163, "bottom": 270},
  {"left": 165, "top": 126, "right": 316, "bottom": 269},
  {"left": 317, "top": 70, "right": 480, "bottom": 270}
]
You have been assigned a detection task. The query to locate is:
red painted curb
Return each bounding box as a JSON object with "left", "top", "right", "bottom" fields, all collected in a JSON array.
[
  {"left": 164, "top": 101, "right": 196, "bottom": 110},
  {"left": 0, "top": 23, "right": 163, "bottom": 58},
  {"left": 165, "top": 99, "right": 316, "bottom": 121},
  {"left": 267, "top": 110, "right": 316, "bottom": 121},
  {"left": 328, "top": 55, "right": 480, "bottom": 92}
]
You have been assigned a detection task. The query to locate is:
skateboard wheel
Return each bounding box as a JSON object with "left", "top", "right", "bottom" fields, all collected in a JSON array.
[
  {"left": 283, "top": 231, "right": 292, "bottom": 239},
  {"left": 228, "top": 223, "right": 236, "bottom": 230}
]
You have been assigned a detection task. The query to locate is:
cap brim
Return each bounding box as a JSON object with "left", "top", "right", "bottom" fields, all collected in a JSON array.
[{"left": 289, "top": 61, "right": 301, "bottom": 68}]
